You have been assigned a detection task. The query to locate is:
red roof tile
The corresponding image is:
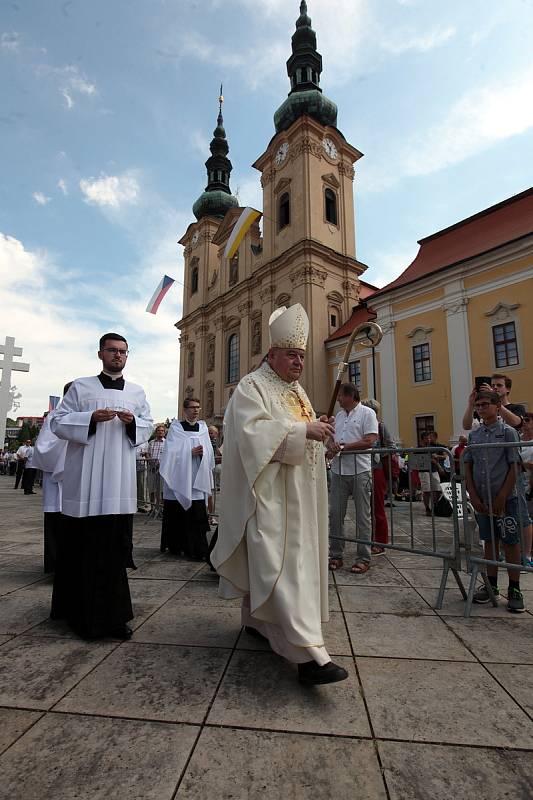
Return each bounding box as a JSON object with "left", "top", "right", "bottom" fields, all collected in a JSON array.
[{"left": 373, "top": 187, "right": 533, "bottom": 296}]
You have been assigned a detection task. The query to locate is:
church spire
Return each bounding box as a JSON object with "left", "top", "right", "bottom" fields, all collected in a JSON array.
[
  {"left": 193, "top": 86, "right": 238, "bottom": 221},
  {"left": 274, "top": 2, "right": 337, "bottom": 133}
]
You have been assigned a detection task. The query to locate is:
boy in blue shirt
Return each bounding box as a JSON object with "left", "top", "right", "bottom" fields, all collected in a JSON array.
[{"left": 464, "top": 390, "right": 525, "bottom": 613}]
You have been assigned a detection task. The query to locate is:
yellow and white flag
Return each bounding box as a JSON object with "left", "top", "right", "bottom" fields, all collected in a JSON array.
[{"left": 223, "top": 207, "right": 262, "bottom": 260}]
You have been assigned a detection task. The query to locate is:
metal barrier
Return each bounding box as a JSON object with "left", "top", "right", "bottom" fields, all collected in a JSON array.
[
  {"left": 459, "top": 439, "right": 532, "bottom": 617},
  {"left": 136, "top": 458, "right": 164, "bottom": 519},
  {"left": 329, "top": 446, "right": 467, "bottom": 609}
]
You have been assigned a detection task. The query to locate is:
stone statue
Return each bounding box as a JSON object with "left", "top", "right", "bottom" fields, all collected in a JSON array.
[
  {"left": 187, "top": 349, "right": 195, "bottom": 378},
  {"left": 251, "top": 318, "right": 262, "bottom": 356},
  {"left": 207, "top": 339, "right": 215, "bottom": 372}
]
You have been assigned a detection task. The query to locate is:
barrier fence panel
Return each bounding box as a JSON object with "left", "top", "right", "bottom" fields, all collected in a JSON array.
[
  {"left": 459, "top": 439, "right": 532, "bottom": 618},
  {"left": 330, "top": 446, "right": 467, "bottom": 609}
]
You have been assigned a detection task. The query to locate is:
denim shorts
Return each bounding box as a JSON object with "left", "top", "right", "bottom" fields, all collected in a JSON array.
[{"left": 476, "top": 497, "right": 520, "bottom": 544}]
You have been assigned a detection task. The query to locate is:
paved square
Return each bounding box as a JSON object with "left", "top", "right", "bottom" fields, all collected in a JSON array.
[{"left": 0, "top": 479, "right": 531, "bottom": 797}]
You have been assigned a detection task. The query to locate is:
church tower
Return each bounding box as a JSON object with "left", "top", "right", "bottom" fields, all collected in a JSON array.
[{"left": 176, "top": 3, "right": 367, "bottom": 417}]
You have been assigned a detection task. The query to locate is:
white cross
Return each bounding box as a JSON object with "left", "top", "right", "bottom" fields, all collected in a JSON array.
[{"left": 0, "top": 336, "right": 30, "bottom": 447}]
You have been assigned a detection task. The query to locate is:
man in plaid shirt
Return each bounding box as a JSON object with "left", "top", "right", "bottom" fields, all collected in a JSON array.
[{"left": 146, "top": 424, "right": 166, "bottom": 505}]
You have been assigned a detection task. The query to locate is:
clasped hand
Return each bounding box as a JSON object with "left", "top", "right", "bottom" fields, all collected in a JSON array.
[
  {"left": 191, "top": 445, "right": 204, "bottom": 456},
  {"left": 306, "top": 415, "right": 335, "bottom": 443},
  {"left": 91, "top": 408, "right": 134, "bottom": 424}
]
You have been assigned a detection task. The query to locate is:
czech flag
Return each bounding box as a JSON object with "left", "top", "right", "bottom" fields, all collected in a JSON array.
[
  {"left": 48, "top": 395, "right": 60, "bottom": 411},
  {"left": 223, "top": 207, "right": 262, "bottom": 260},
  {"left": 146, "top": 275, "right": 176, "bottom": 315}
]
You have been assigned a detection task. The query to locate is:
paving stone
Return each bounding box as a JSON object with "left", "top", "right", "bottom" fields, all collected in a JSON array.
[
  {"left": 485, "top": 663, "right": 533, "bottom": 717},
  {"left": 0, "top": 570, "right": 48, "bottom": 597},
  {"left": 378, "top": 740, "right": 533, "bottom": 800},
  {"left": 358, "top": 657, "right": 533, "bottom": 747},
  {"left": 328, "top": 584, "right": 340, "bottom": 611},
  {"left": 332, "top": 565, "right": 409, "bottom": 587},
  {"left": 0, "top": 708, "right": 43, "bottom": 755},
  {"left": 0, "top": 635, "right": 117, "bottom": 709},
  {"left": 0, "top": 634, "right": 13, "bottom": 645},
  {"left": 443, "top": 615, "right": 533, "bottom": 663},
  {"left": 0, "top": 585, "right": 53, "bottom": 633},
  {"left": 386, "top": 554, "right": 451, "bottom": 569},
  {"left": 169, "top": 579, "right": 242, "bottom": 607},
  {"left": 338, "top": 585, "right": 435, "bottom": 615},
  {"left": 208, "top": 651, "right": 368, "bottom": 736},
  {"left": 128, "top": 578, "right": 186, "bottom": 628},
  {"left": 130, "top": 559, "right": 205, "bottom": 580},
  {"left": 177, "top": 728, "right": 387, "bottom": 800},
  {"left": 419, "top": 586, "right": 513, "bottom": 617},
  {"left": 56, "top": 642, "right": 230, "bottom": 723},
  {"left": 134, "top": 601, "right": 242, "bottom": 647},
  {"left": 345, "top": 612, "right": 475, "bottom": 660},
  {"left": 0, "top": 712, "right": 198, "bottom": 800},
  {"left": 397, "top": 567, "right": 470, "bottom": 589}
]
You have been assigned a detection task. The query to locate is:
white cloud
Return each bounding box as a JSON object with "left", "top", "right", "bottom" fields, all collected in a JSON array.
[
  {"left": 36, "top": 63, "right": 97, "bottom": 109},
  {"left": 32, "top": 191, "right": 51, "bottom": 206},
  {"left": 57, "top": 178, "right": 68, "bottom": 195},
  {"left": 364, "top": 243, "right": 419, "bottom": 289},
  {"left": 378, "top": 25, "right": 455, "bottom": 55},
  {"left": 232, "top": 172, "right": 262, "bottom": 210},
  {"left": 80, "top": 172, "right": 140, "bottom": 209},
  {"left": 190, "top": 129, "right": 210, "bottom": 157},
  {"left": 0, "top": 230, "right": 181, "bottom": 422},
  {"left": 400, "top": 67, "right": 533, "bottom": 178},
  {"left": 1, "top": 31, "right": 20, "bottom": 52}
]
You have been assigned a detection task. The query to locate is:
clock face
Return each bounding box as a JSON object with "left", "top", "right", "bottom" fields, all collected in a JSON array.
[
  {"left": 322, "top": 137, "right": 338, "bottom": 160},
  {"left": 191, "top": 232, "right": 199, "bottom": 246},
  {"left": 275, "top": 142, "right": 289, "bottom": 166}
]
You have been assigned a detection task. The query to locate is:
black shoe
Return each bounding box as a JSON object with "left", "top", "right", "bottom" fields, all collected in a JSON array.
[
  {"left": 244, "top": 625, "right": 269, "bottom": 641},
  {"left": 298, "top": 660, "right": 348, "bottom": 685},
  {"left": 111, "top": 624, "right": 133, "bottom": 640}
]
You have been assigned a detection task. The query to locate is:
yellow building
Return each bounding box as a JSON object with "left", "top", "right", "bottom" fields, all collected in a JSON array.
[
  {"left": 176, "top": 2, "right": 368, "bottom": 419},
  {"left": 331, "top": 188, "right": 533, "bottom": 445}
]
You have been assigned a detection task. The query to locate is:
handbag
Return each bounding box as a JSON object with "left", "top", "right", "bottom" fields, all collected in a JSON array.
[{"left": 433, "top": 493, "right": 453, "bottom": 517}]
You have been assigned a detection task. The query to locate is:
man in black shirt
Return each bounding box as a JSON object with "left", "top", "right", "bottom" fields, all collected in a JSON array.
[{"left": 462, "top": 373, "right": 524, "bottom": 432}]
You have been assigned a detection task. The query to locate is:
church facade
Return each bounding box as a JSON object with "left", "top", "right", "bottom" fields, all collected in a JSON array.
[{"left": 175, "top": 2, "right": 368, "bottom": 419}]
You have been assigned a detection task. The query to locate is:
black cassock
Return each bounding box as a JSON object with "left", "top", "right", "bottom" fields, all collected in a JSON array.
[
  {"left": 160, "top": 420, "right": 210, "bottom": 561},
  {"left": 51, "top": 373, "right": 135, "bottom": 638}
]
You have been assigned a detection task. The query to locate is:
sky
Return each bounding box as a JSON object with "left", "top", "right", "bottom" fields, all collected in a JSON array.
[{"left": 2, "top": 0, "right": 533, "bottom": 422}]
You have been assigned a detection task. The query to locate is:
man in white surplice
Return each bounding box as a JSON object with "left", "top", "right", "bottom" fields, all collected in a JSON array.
[
  {"left": 159, "top": 399, "right": 214, "bottom": 559},
  {"left": 50, "top": 333, "right": 153, "bottom": 639},
  {"left": 31, "top": 383, "right": 72, "bottom": 573},
  {"left": 212, "top": 304, "right": 348, "bottom": 685}
]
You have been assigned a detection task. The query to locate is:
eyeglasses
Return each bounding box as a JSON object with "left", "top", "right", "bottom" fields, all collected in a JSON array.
[{"left": 103, "top": 348, "right": 129, "bottom": 356}]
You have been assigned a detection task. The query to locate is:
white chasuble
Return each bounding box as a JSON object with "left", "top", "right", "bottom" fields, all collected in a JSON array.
[
  {"left": 32, "top": 411, "right": 67, "bottom": 513},
  {"left": 211, "top": 362, "right": 330, "bottom": 665},
  {"left": 50, "top": 376, "right": 153, "bottom": 517},
  {"left": 159, "top": 420, "right": 214, "bottom": 509}
]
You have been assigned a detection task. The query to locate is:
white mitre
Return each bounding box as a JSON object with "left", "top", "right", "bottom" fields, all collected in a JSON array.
[{"left": 268, "top": 303, "right": 309, "bottom": 351}]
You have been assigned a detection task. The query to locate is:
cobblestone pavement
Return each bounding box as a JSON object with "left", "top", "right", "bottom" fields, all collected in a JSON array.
[{"left": 0, "top": 475, "right": 532, "bottom": 799}]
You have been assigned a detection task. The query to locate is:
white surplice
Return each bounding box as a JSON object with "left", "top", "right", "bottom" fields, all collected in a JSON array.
[
  {"left": 32, "top": 410, "right": 67, "bottom": 513},
  {"left": 159, "top": 420, "right": 214, "bottom": 508},
  {"left": 211, "top": 362, "right": 330, "bottom": 665},
  {"left": 50, "top": 376, "right": 153, "bottom": 517}
]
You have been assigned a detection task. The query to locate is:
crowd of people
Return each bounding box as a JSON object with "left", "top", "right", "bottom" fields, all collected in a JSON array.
[{"left": 3, "top": 310, "right": 532, "bottom": 683}]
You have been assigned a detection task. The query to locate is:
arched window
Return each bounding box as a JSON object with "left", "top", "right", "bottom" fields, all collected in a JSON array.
[
  {"left": 279, "top": 192, "right": 290, "bottom": 230},
  {"left": 191, "top": 265, "right": 199, "bottom": 294},
  {"left": 227, "top": 333, "right": 239, "bottom": 384},
  {"left": 325, "top": 188, "right": 337, "bottom": 225}
]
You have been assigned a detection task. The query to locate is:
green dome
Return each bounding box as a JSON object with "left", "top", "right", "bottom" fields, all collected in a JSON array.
[
  {"left": 193, "top": 189, "right": 238, "bottom": 221},
  {"left": 274, "top": 89, "right": 337, "bottom": 133}
]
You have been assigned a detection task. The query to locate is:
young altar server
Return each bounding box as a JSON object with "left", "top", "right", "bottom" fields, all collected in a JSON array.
[
  {"left": 50, "top": 333, "right": 153, "bottom": 639},
  {"left": 31, "top": 383, "right": 72, "bottom": 572},
  {"left": 159, "top": 398, "right": 214, "bottom": 560},
  {"left": 211, "top": 304, "right": 348, "bottom": 685}
]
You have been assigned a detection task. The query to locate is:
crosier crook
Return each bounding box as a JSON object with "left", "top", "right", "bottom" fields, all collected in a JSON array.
[{"left": 326, "top": 321, "right": 384, "bottom": 418}]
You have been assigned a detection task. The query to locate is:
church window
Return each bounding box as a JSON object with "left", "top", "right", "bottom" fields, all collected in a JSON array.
[
  {"left": 296, "top": 68, "right": 302, "bottom": 83},
  {"left": 191, "top": 264, "right": 199, "bottom": 295},
  {"left": 279, "top": 192, "right": 290, "bottom": 230},
  {"left": 330, "top": 313, "right": 337, "bottom": 328},
  {"left": 413, "top": 343, "right": 431, "bottom": 382},
  {"left": 325, "top": 188, "right": 338, "bottom": 225},
  {"left": 492, "top": 322, "right": 519, "bottom": 367},
  {"left": 227, "top": 333, "right": 239, "bottom": 384}
]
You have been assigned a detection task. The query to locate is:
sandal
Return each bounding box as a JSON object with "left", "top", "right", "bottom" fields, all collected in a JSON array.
[
  {"left": 371, "top": 546, "right": 386, "bottom": 556},
  {"left": 351, "top": 562, "right": 370, "bottom": 574},
  {"left": 329, "top": 558, "right": 343, "bottom": 571}
]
